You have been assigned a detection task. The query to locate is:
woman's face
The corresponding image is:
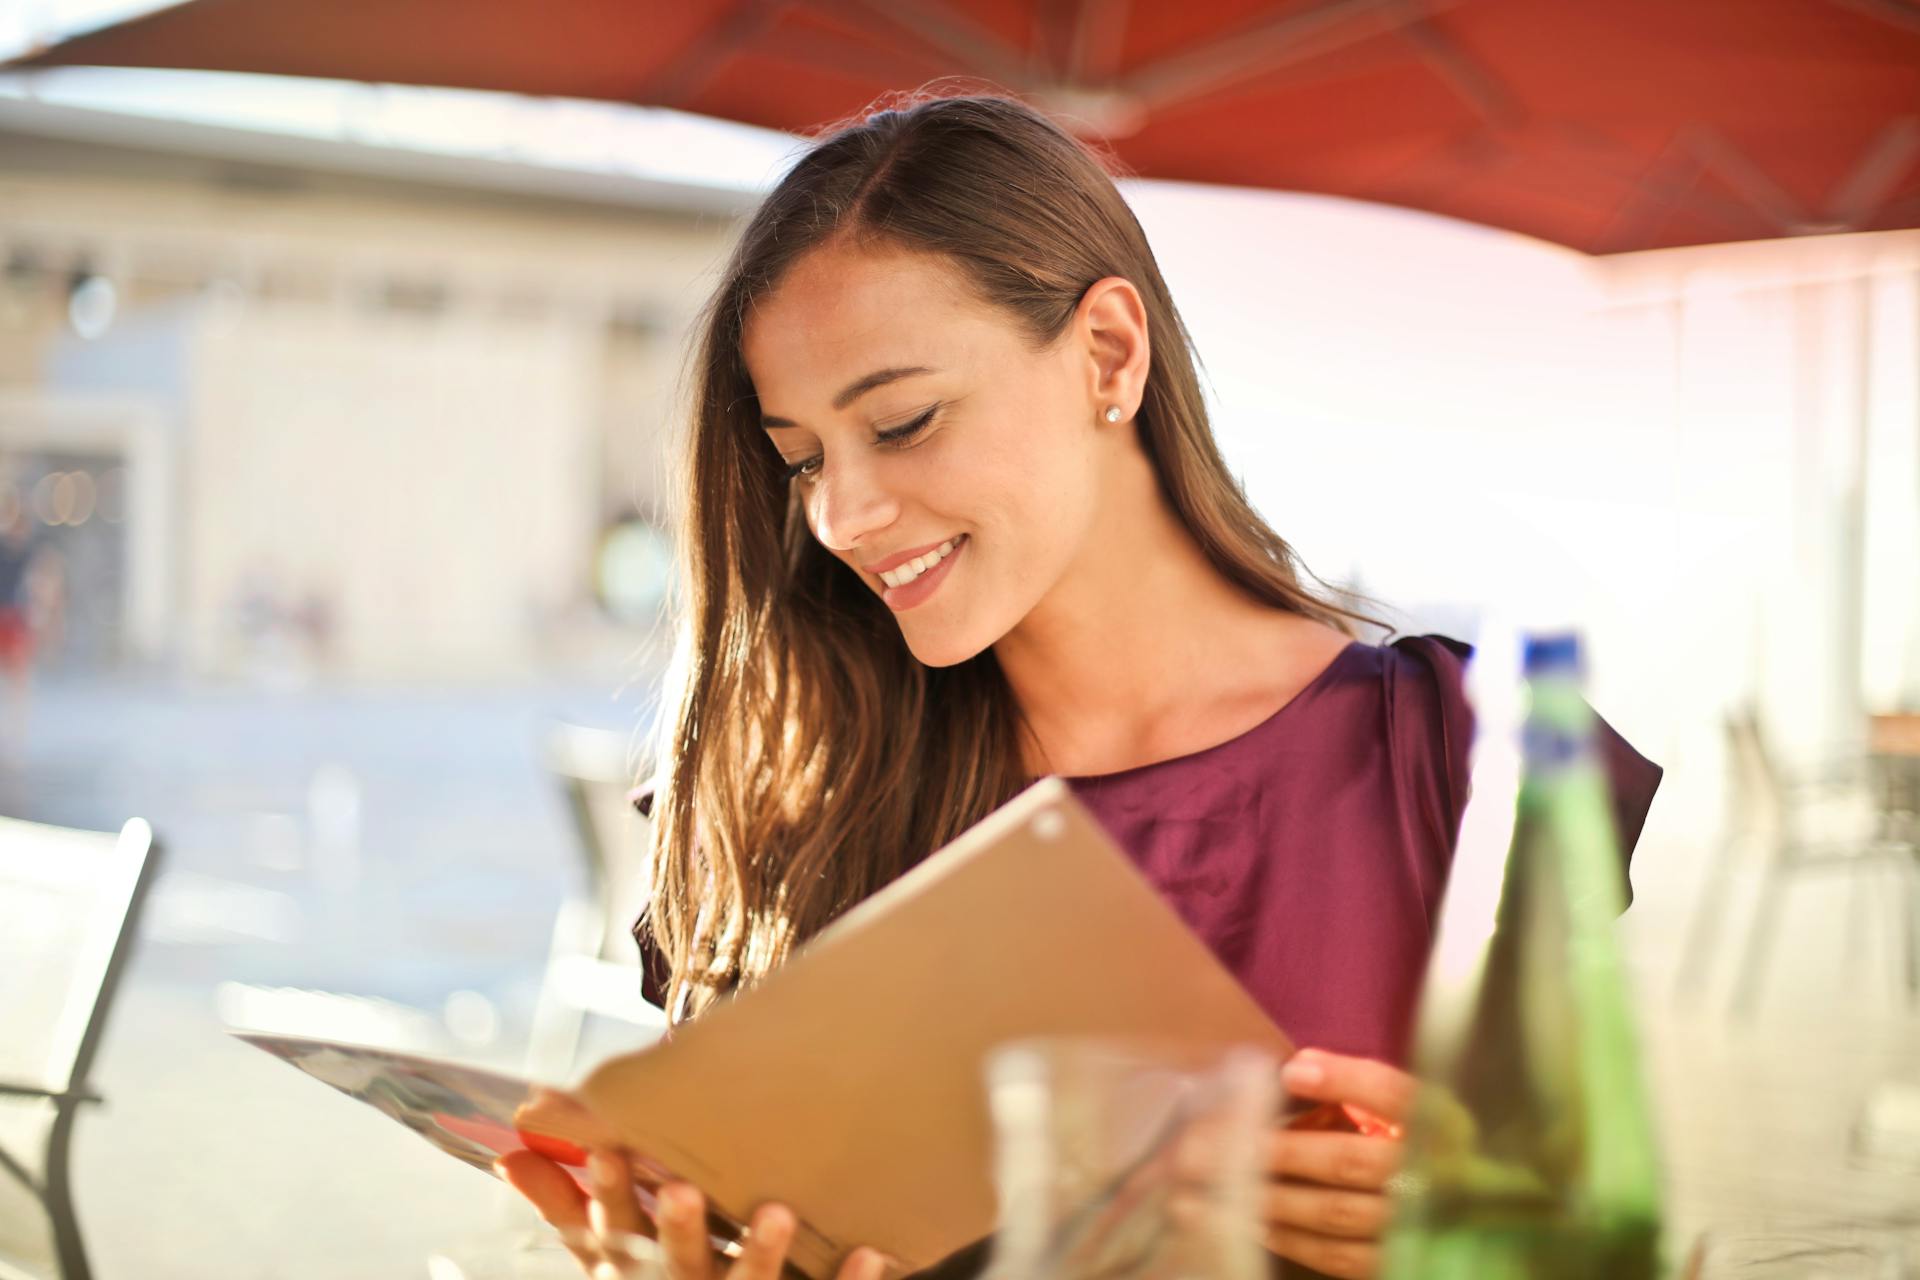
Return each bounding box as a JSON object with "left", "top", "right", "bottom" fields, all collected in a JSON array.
[{"left": 742, "top": 241, "right": 1141, "bottom": 668}]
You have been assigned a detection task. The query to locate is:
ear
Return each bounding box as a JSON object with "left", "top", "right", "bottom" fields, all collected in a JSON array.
[{"left": 1075, "top": 276, "right": 1151, "bottom": 425}]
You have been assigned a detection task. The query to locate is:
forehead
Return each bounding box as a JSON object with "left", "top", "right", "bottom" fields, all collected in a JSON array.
[{"left": 741, "top": 245, "right": 995, "bottom": 396}]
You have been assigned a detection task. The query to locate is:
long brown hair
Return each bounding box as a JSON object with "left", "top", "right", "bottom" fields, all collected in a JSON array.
[{"left": 641, "top": 88, "right": 1374, "bottom": 1023}]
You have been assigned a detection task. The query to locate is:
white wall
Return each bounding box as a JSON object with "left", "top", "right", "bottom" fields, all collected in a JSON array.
[
  {"left": 182, "top": 301, "right": 600, "bottom": 678},
  {"left": 1128, "top": 181, "right": 1920, "bottom": 851}
]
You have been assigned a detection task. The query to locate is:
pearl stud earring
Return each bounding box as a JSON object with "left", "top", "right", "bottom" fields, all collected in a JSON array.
[{"left": 1103, "top": 405, "right": 1122, "bottom": 423}]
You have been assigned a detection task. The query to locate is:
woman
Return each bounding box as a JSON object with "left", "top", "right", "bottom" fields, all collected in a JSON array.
[{"left": 500, "top": 90, "right": 1661, "bottom": 1280}]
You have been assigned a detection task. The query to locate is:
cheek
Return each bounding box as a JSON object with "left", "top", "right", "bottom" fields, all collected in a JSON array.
[{"left": 975, "top": 420, "right": 1097, "bottom": 551}]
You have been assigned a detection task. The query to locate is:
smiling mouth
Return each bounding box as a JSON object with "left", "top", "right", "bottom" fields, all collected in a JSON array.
[{"left": 876, "top": 535, "right": 965, "bottom": 589}]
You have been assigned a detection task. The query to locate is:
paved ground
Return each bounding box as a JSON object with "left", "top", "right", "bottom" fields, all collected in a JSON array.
[{"left": 1, "top": 671, "right": 1915, "bottom": 1278}]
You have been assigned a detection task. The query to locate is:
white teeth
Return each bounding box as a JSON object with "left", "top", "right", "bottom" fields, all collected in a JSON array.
[{"left": 879, "top": 536, "right": 962, "bottom": 589}]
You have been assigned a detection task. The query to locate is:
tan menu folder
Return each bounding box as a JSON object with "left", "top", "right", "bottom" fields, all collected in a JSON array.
[{"left": 516, "top": 776, "right": 1293, "bottom": 1279}]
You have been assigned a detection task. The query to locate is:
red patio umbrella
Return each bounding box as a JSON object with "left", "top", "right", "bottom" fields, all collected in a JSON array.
[{"left": 9, "top": 0, "right": 1919, "bottom": 254}]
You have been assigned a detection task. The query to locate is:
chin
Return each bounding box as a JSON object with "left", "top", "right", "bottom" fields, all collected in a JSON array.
[{"left": 895, "top": 612, "right": 1004, "bottom": 669}]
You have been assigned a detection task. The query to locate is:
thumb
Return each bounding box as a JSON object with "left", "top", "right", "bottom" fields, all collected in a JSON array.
[{"left": 1281, "top": 1049, "right": 1415, "bottom": 1123}]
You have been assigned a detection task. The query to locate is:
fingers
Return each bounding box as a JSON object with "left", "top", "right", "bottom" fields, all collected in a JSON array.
[
  {"left": 1260, "top": 1180, "right": 1390, "bottom": 1240},
  {"left": 728, "top": 1203, "right": 795, "bottom": 1280},
  {"left": 528, "top": 1152, "right": 879, "bottom": 1280},
  {"left": 1262, "top": 1226, "right": 1380, "bottom": 1280},
  {"left": 496, "top": 1150, "right": 595, "bottom": 1270},
  {"left": 1266, "top": 1130, "right": 1403, "bottom": 1192},
  {"left": 499, "top": 1149, "right": 592, "bottom": 1228},
  {"left": 833, "top": 1247, "right": 888, "bottom": 1280},
  {"left": 656, "top": 1182, "right": 717, "bottom": 1280},
  {"left": 588, "top": 1149, "right": 647, "bottom": 1242},
  {"left": 1281, "top": 1049, "right": 1416, "bottom": 1123},
  {"left": 732, "top": 1203, "right": 888, "bottom": 1280}
]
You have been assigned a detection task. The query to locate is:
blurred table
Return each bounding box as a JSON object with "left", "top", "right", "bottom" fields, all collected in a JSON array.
[
  {"left": 1870, "top": 714, "right": 1920, "bottom": 840},
  {"left": 1651, "top": 1007, "right": 1920, "bottom": 1276},
  {"left": 1871, "top": 715, "right": 1920, "bottom": 756}
]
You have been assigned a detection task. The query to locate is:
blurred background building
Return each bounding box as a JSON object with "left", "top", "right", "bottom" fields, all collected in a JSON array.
[{"left": 0, "top": 72, "right": 773, "bottom": 684}]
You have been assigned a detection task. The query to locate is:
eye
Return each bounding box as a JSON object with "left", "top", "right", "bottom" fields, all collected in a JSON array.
[
  {"left": 780, "top": 454, "right": 822, "bottom": 483},
  {"left": 875, "top": 403, "right": 940, "bottom": 447},
  {"left": 778, "top": 403, "right": 941, "bottom": 485}
]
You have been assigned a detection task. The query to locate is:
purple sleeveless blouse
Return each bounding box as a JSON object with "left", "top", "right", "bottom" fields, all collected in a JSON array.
[
  {"left": 1054, "top": 632, "right": 1660, "bottom": 1066},
  {"left": 633, "top": 633, "right": 1662, "bottom": 1067}
]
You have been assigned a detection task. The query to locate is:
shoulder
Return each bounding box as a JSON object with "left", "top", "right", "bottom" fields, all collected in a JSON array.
[
  {"left": 1349, "top": 632, "right": 1478, "bottom": 844},
  {"left": 1335, "top": 632, "right": 1475, "bottom": 721},
  {"left": 1375, "top": 632, "right": 1477, "bottom": 763},
  {"left": 1349, "top": 630, "right": 1475, "bottom": 687},
  {"left": 1324, "top": 632, "right": 1477, "bottom": 764},
  {"left": 1229, "top": 613, "right": 1362, "bottom": 726}
]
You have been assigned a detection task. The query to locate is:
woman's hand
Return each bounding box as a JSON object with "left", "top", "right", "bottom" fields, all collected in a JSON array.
[
  {"left": 1259, "top": 1048, "right": 1415, "bottom": 1279},
  {"left": 497, "top": 1146, "right": 890, "bottom": 1280}
]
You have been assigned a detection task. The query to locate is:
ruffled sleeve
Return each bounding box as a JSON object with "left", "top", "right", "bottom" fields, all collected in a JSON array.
[
  {"left": 1387, "top": 633, "right": 1663, "bottom": 906},
  {"left": 624, "top": 781, "right": 672, "bottom": 1014}
]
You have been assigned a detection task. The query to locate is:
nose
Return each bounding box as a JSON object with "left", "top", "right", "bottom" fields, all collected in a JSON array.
[{"left": 806, "top": 455, "right": 901, "bottom": 555}]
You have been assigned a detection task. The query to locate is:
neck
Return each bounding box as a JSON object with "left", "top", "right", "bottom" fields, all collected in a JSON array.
[{"left": 992, "top": 445, "right": 1283, "bottom": 776}]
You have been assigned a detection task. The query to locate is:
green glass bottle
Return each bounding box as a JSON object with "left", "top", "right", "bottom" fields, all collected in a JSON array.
[{"left": 1381, "top": 631, "right": 1664, "bottom": 1280}]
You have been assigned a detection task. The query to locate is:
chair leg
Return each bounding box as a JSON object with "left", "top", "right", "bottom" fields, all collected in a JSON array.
[
  {"left": 46, "top": 1102, "right": 91, "bottom": 1280},
  {"left": 1732, "top": 860, "right": 1787, "bottom": 1019},
  {"left": 1674, "top": 835, "right": 1743, "bottom": 1005},
  {"left": 1905, "top": 855, "right": 1920, "bottom": 1006},
  {"left": 525, "top": 896, "right": 599, "bottom": 1083},
  {"left": 1844, "top": 860, "right": 1871, "bottom": 977}
]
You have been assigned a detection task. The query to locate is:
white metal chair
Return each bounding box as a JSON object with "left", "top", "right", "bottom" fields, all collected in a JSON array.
[
  {"left": 1675, "top": 709, "right": 1918, "bottom": 1015},
  {"left": 525, "top": 722, "right": 665, "bottom": 1083},
  {"left": 0, "top": 815, "right": 161, "bottom": 1280}
]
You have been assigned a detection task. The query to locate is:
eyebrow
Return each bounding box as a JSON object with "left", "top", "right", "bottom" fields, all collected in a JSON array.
[{"left": 759, "top": 365, "right": 936, "bottom": 429}]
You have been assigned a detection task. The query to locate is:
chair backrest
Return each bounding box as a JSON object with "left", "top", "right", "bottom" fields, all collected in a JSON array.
[
  {"left": 0, "top": 816, "right": 160, "bottom": 1098},
  {"left": 540, "top": 723, "right": 653, "bottom": 963}
]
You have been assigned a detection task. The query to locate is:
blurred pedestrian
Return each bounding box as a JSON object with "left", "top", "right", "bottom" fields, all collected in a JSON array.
[
  {"left": 0, "top": 498, "right": 38, "bottom": 762},
  {"left": 0, "top": 494, "right": 62, "bottom": 764}
]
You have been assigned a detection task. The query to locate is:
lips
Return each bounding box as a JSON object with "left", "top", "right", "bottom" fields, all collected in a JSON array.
[
  {"left": 861, "top": 536, "right": 963, "bottom": 577},
  {"left": 879, "top": 533, "right": 966, "bottom": 612},
  {"left": 875, "top": 535, "right": 964, "bottom": 589}
]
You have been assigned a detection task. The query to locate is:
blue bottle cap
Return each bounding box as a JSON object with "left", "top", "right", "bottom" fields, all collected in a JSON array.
[{"left": 1522, "top": 631, "right": 1584, "bottom": 677}]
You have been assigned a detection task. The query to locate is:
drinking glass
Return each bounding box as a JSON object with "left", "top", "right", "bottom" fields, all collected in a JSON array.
[{"left": 982, "top": 1036, "right": 1279, "bottom": 1280}]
